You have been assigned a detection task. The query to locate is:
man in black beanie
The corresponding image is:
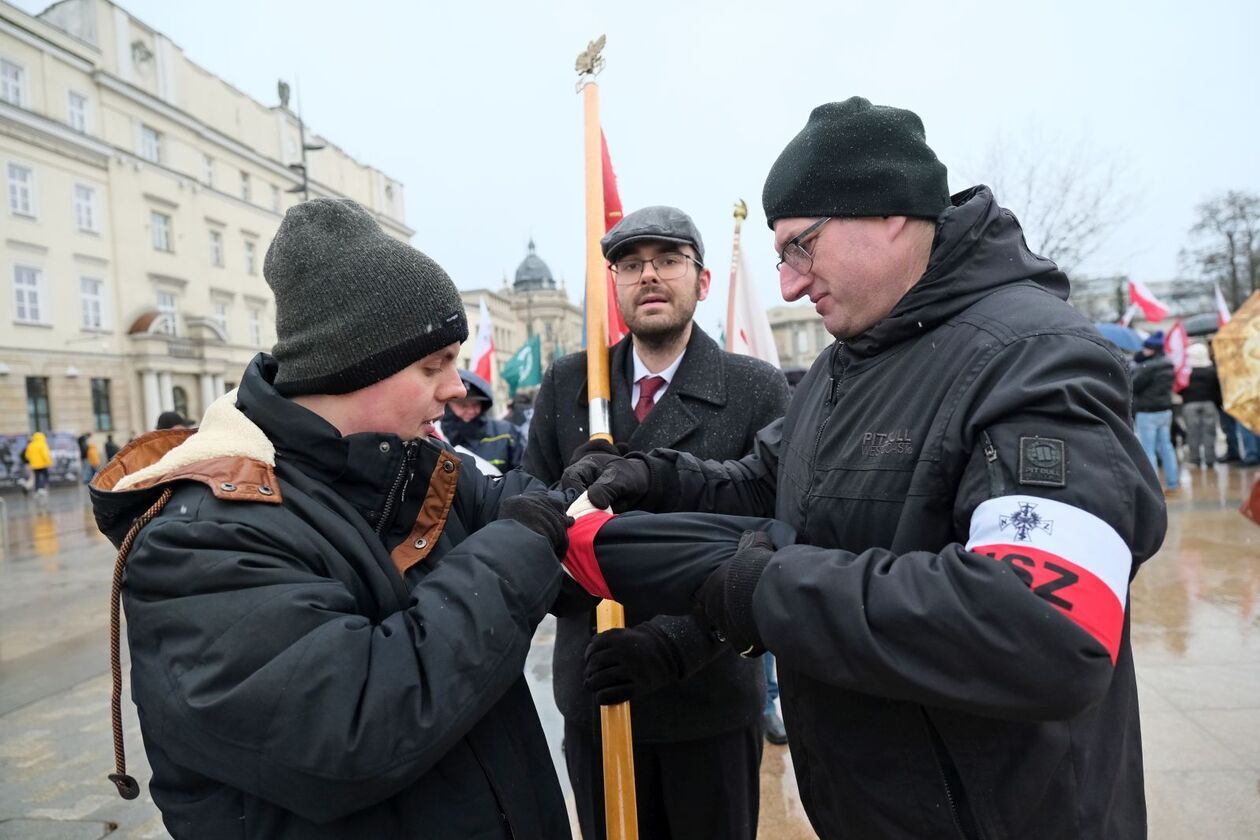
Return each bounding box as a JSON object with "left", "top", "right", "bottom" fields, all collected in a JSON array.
[
  {"left": 90, "top": 198, "right": 576, "bottom": 838},
  {"left": 564, "top": 97, "right": 1165, "bottom": 838}
]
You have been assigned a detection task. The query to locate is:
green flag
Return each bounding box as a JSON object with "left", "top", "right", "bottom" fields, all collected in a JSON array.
[{"left": 501, "top": 335, "right": 542, "bottom": 396}]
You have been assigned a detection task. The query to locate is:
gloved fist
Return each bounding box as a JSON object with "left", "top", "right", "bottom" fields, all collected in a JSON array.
[
  {"left": 697, "top": 530, "right": 774, "bottom": 657},
  {"left": 584, "top": 624, "right": 682, "bottom": 705},
  {"left": 562, "top": 454, "right": 652, "bottom": 512},
  {"left": 496, "top": 491, "right": 573, "bottom": 557},
  {"left": 566, "top": 438, "right": 629, "bottom": 468}
]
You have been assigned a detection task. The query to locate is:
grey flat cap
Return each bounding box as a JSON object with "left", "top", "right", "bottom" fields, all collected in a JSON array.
[{"left": 601, "top": 205, "right": 705, "bottom": 264}]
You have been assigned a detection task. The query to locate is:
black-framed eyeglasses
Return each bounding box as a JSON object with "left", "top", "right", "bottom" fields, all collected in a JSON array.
[
  {"left": 775, "top": 217, "right": 832, "bottom": 274},
  {"left": 610, "top": 252, "right": 703, "bottom": 285}
]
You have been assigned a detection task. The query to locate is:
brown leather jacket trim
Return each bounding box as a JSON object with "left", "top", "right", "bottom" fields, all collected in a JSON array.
[
  {"left": 391, "top": 450, "right": 461, "bottom": 576},
  {"left": 92, "top": 431, "right": 281, "bottom": 504},
  {"left": 93, "top": 429, "right": 195, "bottom": 491}
]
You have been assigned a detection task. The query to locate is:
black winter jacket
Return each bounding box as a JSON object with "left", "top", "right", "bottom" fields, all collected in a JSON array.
[
  {"left": 587, "top": 187, "right": 1166, "bottom": 839},
  {"left": 1132, "top": 352, "right": 1175, "bottom": 412},
  {"left": 90, "top": 355, "right": 570, "bottom": 839},
  {"left": 525, "top": 327, "right": 788, "bottom": 741},
  {"left": 1180, "top": 365, "right": 1221, "bottom": 406}
]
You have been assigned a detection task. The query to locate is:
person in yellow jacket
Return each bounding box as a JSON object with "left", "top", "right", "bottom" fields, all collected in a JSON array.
[
  {"left": 85, "top": 437, "right": 102, "bottom": 483},
  {"left": 24, "top": 431, "right": 52, "bottom": 496}
]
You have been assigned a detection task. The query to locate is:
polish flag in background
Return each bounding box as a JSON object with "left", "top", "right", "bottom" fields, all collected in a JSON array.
[
  {"left": 1215, "top": 283, "right": 1233, "bottom": 327},
  {"left": 1128, "top": 279, "right": 1170, "bottom": 322},
  {"left": 601, "top": 131, "right": 630, "bottom": 346},
  {"left": 1165, "top": 319, "right": 1191, "bottom": 393},
  {"left": 472, "top": 295, "right": 495, "bottom": 383}
]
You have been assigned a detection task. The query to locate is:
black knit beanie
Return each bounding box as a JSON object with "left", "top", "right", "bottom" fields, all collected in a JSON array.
[
  {"left": 264, "top": 198, "right": 468, "bottom": 396},
  {"left": 762, "top": 97, "right": 950, "bottom": 228}
]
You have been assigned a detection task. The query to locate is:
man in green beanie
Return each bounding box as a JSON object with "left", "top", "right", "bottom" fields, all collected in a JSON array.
[
  {"left": 564, "top": 97, "right": 1165, "bottom": 838},
  {"left": 90, "top": 198, "right": 577, "bottom": 838}
]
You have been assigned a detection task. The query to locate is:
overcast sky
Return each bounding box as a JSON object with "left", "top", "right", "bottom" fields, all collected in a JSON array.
[{"left": 19, "top": 0, "right": 1259, "bottom": 338}]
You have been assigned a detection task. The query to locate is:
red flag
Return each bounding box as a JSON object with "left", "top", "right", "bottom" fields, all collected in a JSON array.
[
  {"left": 1165, "top": 319, "right": 1190, "bottom": 392},
  {"left": 471, "top": 296, "right": 494, "bottom": 383},
  {"left": 1128, "top": 279, "right": 1170, "bottom": 322},
  {"left": 601, "top": 131, "right": 629, "bottom": 346}
]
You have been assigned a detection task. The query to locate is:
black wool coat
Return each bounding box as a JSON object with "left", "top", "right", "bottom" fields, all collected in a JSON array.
[{"left": 524, "top": 327, "right": 789, "bottom": 741}]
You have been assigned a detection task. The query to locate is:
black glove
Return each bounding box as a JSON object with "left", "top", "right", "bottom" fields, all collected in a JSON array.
[
  {"left": 584, "top": 624, "right": 682, "bottom": 705},
  {"left": 566, "top": 438, "right": 629, "bottom": 467},
  {"left": 696, "top": 530, "right": 774, "bottom": 657},
  {"left": 496, "top": 491, "right": 572, "bottom": 557},
  {"left": 562, "top": 453, "right": 654, "bottom": 512}
]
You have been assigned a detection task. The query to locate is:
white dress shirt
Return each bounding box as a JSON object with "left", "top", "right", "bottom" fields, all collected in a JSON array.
[{"left": 631, "top": 346, "right": 686, "bottom": 408}]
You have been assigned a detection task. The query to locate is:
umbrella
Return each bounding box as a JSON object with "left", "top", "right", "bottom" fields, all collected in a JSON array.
[
  {"left": 1093, "top": 323, "right": 1145, "bottom": 352},
  {"left": 1212, "top": 291, "right": 1260, "bottom": 434}
]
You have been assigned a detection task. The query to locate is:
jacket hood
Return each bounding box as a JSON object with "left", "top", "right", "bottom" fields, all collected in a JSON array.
[
  {"left": 848, "top": 186, "right": 1069, "bottom": 357},
  {"left": 458, "top": 369, "right": 494, "bottom": 406}
]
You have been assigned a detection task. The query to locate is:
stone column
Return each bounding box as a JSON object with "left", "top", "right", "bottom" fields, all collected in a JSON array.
[
  {"left": 200, "top": 373, "right": 217, "bottom": 417},
  {"left": 212, "top": 374, "right": 226, "bottom": 396},
  {"left": 142, "top": 370, "right": 161, "bottom": 431},
  {"left": 157, "top": 371, "right": 174, "bottom": 412}
]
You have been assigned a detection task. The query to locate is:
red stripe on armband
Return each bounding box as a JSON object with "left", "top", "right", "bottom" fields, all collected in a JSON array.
[{"left": 564, "top": 510, "right": 615, "bottom": 600}]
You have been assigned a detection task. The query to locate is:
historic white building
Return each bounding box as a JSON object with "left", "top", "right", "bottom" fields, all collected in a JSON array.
[{"left": 1, "top": 0, "right": 409, "bottom": 439}]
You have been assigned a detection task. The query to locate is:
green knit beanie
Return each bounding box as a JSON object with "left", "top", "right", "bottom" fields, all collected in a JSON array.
[
  {"left": 264, "top": 198, "right": 468, "bottom": 396},
  {"left": 762, "top": 97, "right": 950, "bottom": 228}
]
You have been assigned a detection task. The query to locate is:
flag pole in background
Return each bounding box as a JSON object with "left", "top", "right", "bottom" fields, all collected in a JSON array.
[
  {"left": 576, "top": 35, "right": 638, "bottom": 840},
  {"left": 726, "top": 199, "right": 782, "bottom": 367},
  {"left": 725, "top": 200, "right": 746, "bottom": 353}
]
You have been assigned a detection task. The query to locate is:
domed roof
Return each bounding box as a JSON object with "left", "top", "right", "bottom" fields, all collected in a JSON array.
[{"left": 514, "top": 239, "right": 555, "bottom": 291}]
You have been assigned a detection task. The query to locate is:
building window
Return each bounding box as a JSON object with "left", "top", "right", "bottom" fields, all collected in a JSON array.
[
  {"left": 140, "top": 124, "right": 162, "bottom": 163},
  {"left": 248, "top": 308, "right": 261, "bottom": 346},
  {"left": 74, "top": 184, "right": 98, "bottom": 232},
  {"left": 1, "top": 59, "right": 23, "bottom": 106},
  {"left": 26, "top": 377, "right": 51, "bottom": 433},
  {"left": 13, "top": 265, "right": 43, "bottom": 323},
  {"left": 271, "top": 183, "right": 281, "bottom": 213},
  {"left": 212, "top": 300, "right": 228, "bottom": 335},
  {"left": 67, "top": 91, "right": 89, "bottom": 132},
  {"left": 203, "top": 154, "right": 214, "bottom": 187},
  {"left": 208, "top": 229, "right": 224, "bottom": 266},
  {"left": 156, "top": 290, "right": 178, "bottom": 336},
  {"left": 80, "top": 276, "right": 104, "bottom": 329},
  {"left": 151, "top": 211, "right": 172, "bottom": 252},
  {"left": 8, "top": 163, "right": 34, "bottom": 216},
  {"left": 240, "top": 171, "right": 251, "bottom": 201},
  {"left": 243, "top": 240, "right": 257, "bottom": 275},
  {"left": 795, "top": 329, "right": 809, "bottom": 354},
  {"left": 91, "top": 378, "right": 113, "bottom": 431}
]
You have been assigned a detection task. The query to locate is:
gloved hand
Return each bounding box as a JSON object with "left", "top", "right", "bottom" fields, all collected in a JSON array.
[
  {"left": 496, "top": 491, "right": 573, "bottom": 558},
  {"left": 696, "top": 530, "right": 775, "bottom": 657},
  {"left": 562, "top": 453, "right": 653, "bottom": 512},
  {"left": 584, "top": 624, "right": 682, "bottom": 705},
  {"left": 566, "top": 438, "right": 629, "bottom": 467}
]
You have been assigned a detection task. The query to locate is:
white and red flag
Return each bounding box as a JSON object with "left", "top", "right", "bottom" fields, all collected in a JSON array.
[
  {"left": 1214, "top": 283, "right": 1233, "bottom": 327},
  {"left": 472, "top": 295, "right": 494, "bottom": 383},
  {"left": 727, "top": 247, "right": 781, "bottom": 366},
  {"left": 1128, "top": 279, "right": 1170, "bottom": 322},
  {"left": 1165, "top": 318, "right": 1190, "bottom": 392}
]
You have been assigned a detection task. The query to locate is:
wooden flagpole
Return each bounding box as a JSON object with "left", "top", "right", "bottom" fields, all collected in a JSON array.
[{"left": 576, "top": 35, "right": 638, "bottom": 840}]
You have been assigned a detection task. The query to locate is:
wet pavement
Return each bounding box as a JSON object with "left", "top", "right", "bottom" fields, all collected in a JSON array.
[{"left": 0, "top": 464, "right": 1257, "bottom": 839}]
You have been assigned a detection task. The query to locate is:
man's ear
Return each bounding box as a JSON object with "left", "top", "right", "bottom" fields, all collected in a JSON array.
[{"left": 697, "top": 266, "right": 712, "bottom": 302}]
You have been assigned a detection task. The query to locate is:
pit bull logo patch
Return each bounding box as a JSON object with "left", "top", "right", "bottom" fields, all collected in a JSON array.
[{"left": 1019, "top": 437, "right": 1066, "bottom": 487}]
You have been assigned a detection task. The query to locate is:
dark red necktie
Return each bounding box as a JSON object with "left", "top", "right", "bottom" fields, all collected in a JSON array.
[{"left": 634, "top": 376, "right": 667, "bottom": 422}]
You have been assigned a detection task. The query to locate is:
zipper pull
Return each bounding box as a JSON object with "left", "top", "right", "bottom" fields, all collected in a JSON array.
[{"left": 984, "top": 440, "right": 998, "bottom": 463}]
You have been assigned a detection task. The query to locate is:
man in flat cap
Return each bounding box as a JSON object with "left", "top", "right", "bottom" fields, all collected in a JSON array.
[
  {"left": 566, "top": 98, "right": 1166, "bottom": 838},
  {"left": 91, "top": 198, "right": 575, "bottom": 839},
  {"left": 526, "top": 205, "right": 788, "bottom": 839}
]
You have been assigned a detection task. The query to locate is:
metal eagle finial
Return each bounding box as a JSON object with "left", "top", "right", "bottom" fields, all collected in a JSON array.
[
  {"left": 733, "top": 199, "right": 748, "bottom": 221},
  {"left": 575, "top": 35, "right": 607, "bottom": 78}
]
